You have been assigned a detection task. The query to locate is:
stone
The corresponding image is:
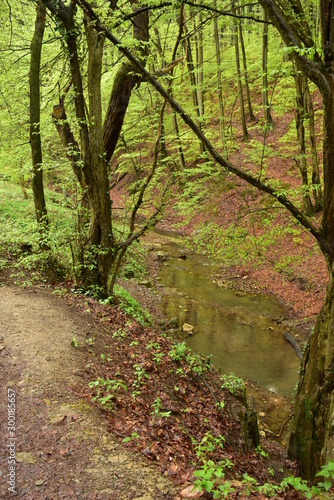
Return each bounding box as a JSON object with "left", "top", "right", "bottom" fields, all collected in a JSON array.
[
  {"left": 177, "top": 252, "right": 187, "bottom": 260},
  {"left": 35, "top": 480, "right": 44, "bottom": 486},
  {"left": 155, "top": 251, "right": 168, "bottom": 260},
  {"left": 16, "top": 452, "right": 36, "bottom": 464},
  {"left": 139, "top": 280, "right": 153, "bottom": 289},
  {"left": 182, "top": 323, "right": 194, "bottom": 334},
  {"left": 180, "top": 484, "right": 203, "bottom": 498},
  {"left": 167, "top": 317, "right": 179, "bottom": 328}
]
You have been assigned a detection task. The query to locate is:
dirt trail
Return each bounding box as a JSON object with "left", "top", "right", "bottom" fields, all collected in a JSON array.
[{"left": 0, "top": 286, "right": 178, "bottom": 499}]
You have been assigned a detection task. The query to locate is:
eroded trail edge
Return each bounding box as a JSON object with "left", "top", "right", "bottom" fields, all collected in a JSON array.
[{"left": 0, "top": 286, "right": 177, "bottom": 499}]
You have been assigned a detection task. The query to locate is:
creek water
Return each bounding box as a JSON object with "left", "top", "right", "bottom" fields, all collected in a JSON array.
[{"left": 157, "top": 242, "right": 300, "bottom": 398}]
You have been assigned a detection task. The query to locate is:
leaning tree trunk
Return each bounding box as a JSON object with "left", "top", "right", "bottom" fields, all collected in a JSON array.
[
  {"left": 103, "top": 3, "right": 149, "bottom": 163},
  {"left": 30, "top": 0, "right": 48, "bottom": 227},
  {"left": 232, "top": 1, "right": 248, "bottom": 141}
]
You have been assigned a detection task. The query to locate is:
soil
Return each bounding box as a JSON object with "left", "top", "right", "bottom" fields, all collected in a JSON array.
[
  {"left": 0, "top": 275, "right": 300, "bottom": 500},
  {"left": 0, "top": 285, "right": 178, "bottom": 499}
]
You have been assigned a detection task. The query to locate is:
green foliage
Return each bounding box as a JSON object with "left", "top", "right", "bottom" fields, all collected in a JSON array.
[
  {"left": 0, "top": 183, "right": 74, "bottom": 283},
  {"left": 169, "top": 341, "right": 189, "bottom": 361},
  {"left": 122, "top": 431, "right": 140, "bottom": 443},
  {"left": 150, "top": 397, "right": 171, "bottom": 422},
  {"left": 88, "top": 377, "right": 128, "bottom": 408},
  {"left": 131, "top": 363, "right": 149, "bottom": 400},
  {"left": 193, "top": 432, "right": 225, "bottom": 462},
  {"left": 113, "top": 285, "right": 152, "bottom": 325},
  {"left": 194, "top": 460, "right": 235, "bottom": 499},
  {"left": 169, "top": 341, "right": 211, "bottom": 375},
  {"left": 220, "top": 373, "right": 245, "bottom": 395},
  {"left": 71, "top": 337, "right": 79, "bottom": 348}
]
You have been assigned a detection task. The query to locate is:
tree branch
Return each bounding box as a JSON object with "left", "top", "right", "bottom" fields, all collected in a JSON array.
[{"left": 78, "top": 0, "right": 330, "bottom": 256}]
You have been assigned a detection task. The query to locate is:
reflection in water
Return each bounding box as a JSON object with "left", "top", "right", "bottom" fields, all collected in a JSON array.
[{"left": 158, "top": 247, "right": 299, "bottom": 397}]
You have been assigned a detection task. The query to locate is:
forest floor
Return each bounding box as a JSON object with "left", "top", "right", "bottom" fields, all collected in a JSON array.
[
  {"left": 0, "top": 284, "right": 178, "bottom": 499},
  {"left": 0, "top": 268, "right": 303, "bottom": 499}
]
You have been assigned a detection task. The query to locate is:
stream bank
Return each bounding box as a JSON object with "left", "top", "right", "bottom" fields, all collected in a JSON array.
[{"left": 120, "top": 231, "right": 308, "bottom": 447}]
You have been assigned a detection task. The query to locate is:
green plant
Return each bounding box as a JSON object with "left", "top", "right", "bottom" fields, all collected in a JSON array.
[
  {"left": 280, "top": 476, "right": 315, "bottom": 499},
  {"left": 169, "top": 342, "right": 210, "bottom": 374},
  {"left": 241, "top": 473, "right": 258, "bottom": 495},
  {"left": 256, "top": 445, "right": 269, "bottom": 458},
  {"left": 193, "top": 460, "right": 235, "bottom": 499},
  {"left": 112, "top": 328, "right": 127, "bottom": 340},
  {"left": 215, "top": 401, "right": 225, "bottom": 411},
  {"left": 220, "top": 373, "right": 245, "bottom": 395},
  {"left": 169, "top": 341, "right": 189, "bottom": 361},
  {"left": 131, "top": 363, "right": 149, "bottom": 399},
  {"left": 71, "top": 337, "right": 79, "bottom": 348},
  {"left": 193, "top": 432, "right": 225, "bottom": 462},
  {"left": 152, "top": 351, "right": 165, "bottom": 364},
  {"left": 122, "top": 431, "right": 140, "bottom": 443},
  {"left": 113, "top": 285, "right": 151, "bottom": 325},
  {"left": 150, "top": 397, "right": 171, "bottom": 423},
  {"left": 88, "top": 377, "right": 127, "bottom": 408},
  {"left": 100, "top": 353, "right": 112, "bottom": 363}
]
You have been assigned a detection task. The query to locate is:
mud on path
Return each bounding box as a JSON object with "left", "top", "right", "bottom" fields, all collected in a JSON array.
[{"left": 0, "top": 286, "right": 177, "bottom": 499}]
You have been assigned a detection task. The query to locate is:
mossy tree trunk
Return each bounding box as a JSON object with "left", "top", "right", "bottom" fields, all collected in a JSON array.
[
  {"left": 84, "top": 16, "right": 114, "bottom": 289},
  {"left": 289, "top": 266, "right": 334, "bottom": 478}
]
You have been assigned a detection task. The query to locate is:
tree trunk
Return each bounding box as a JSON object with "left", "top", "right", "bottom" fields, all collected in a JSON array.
[
  {"left": 262, "top": 9, "right": 274, "bottom": 129},
  {"left": 195, "top": 11, "right": 204, "bottom": 119},
  {"left": 238, "top": 12, "right": 255, "bottom": 121},
  {"left": 289, "top": 84, "right": 334, "bottom": 477},
  {"left": 303, "top": 76, "right": 323, "bottom": 211},
  {"left": 103, "top": 4, "right": 148, "bottom": 163},
  {"left": 85, "top": 18, "right": 114, "bottom": 291},
  {"left": 52, "top": 103, "right": 84, "bottom": 188},
  {"left": 29, "top": 0, "right": 48, "bottom": 227},
  {"left": 213, "top": 3, "right": 226, "bottom": 154},
  {"left": 183, "top": 8, "right": 203, "bottom": 153},
  {"left": 292, "top": 61, "right": 313, "bottom": 213},
  {"left": 289, "top": 268, "right": 334, "bottom": 477},
  {"left": 232, "top": 2, "right": 248, "bottom": 141}
]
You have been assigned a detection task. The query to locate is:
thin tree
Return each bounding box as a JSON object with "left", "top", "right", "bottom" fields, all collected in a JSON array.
[
  {"left": 232, "top": 0, "right": 249, "bottom": 140},
  {"left": 238, "top": 10, "right": 255, "bottom": 121},
  {"left": 292, "top": 60, "right": 313, "bottom": 213},
  {"left": 29, "top": 0, "right": 48, "bottom": 229},
  {"left": 303, "top": 74, "right": 323, "bottom": 211},
  {"left": 213, "top": 4, "right": 226, "bottom": 153},
  {"left": 262, "top": 9, "right": 273, "bottom": 128}
]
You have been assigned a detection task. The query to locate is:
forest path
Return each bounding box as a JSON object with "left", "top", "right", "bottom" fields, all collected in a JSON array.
[{"left": 0, "top": 286, "right": 177, "bottom": 499}]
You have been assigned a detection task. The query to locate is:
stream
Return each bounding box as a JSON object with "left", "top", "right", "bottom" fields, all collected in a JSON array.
[{"left": 155, "top": 240, "right": 300, "bottom": 400}]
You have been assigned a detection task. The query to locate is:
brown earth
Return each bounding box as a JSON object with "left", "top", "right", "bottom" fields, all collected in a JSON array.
[
  {"left": 0, "top": 278, "right": 302, "bottom": 500},
  {"left": 0, "top": 285, "right": 178, "bottom": 499}
]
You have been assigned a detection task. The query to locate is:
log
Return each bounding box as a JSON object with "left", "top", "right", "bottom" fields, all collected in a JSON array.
[{"left": 283, "top": 332, "right": 303, "bottom": 359}]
